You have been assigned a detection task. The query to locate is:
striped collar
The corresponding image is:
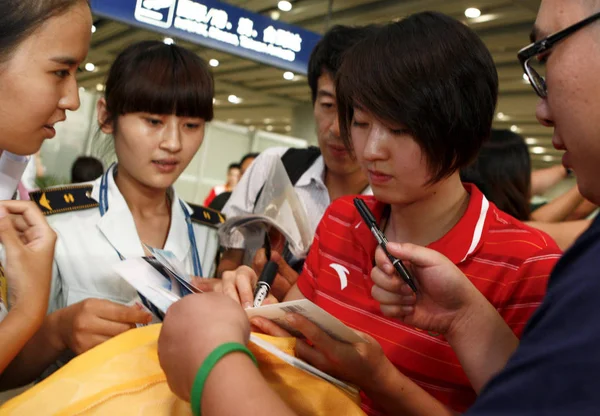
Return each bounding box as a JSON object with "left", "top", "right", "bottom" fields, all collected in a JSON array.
[{"left": 355, "top": 183, "right": 489, "bottom": 265}]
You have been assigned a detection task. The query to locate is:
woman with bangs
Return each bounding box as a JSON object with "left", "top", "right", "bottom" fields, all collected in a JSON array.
[
  {"left": 5, "top": 40, "right": 220, "bottom": 386},
  {"left": 218, "top": 12, "right": 562, "bottom": 415}
]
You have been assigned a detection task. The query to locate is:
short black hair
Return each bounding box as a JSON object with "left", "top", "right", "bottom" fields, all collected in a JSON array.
[
  {"left": 71, "top": 156, "right": 104, "bottom": 183},
  {"left": 337, "top": 12, "right": 498, "bottom": 183},
  {"left": 461, "top": 129, "right": 531, "bottom": 221},
  {"left": 228, "top": 163, "right": 240, "bottom": 171},
  {"left": 307, "top": 25, "right": 377, "bottom": 104},
  {"left": 240, "top": 153, "right": 259, "bottom": 166},
  {"left": 100, "top": 40, "right": 214, "bottom": 130}
]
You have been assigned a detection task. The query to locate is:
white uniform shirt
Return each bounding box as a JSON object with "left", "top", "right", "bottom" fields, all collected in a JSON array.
[
  {"left": 222, "top": 146, "right": 372, "bottom": 249},
  {"left": 46, "top": 165, "right": 220, "bottom": 312}
]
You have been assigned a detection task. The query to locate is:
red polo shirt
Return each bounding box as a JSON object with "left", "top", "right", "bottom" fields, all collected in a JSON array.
[{"left": 297, "top": 184, "right": 561, "bottom": 415}]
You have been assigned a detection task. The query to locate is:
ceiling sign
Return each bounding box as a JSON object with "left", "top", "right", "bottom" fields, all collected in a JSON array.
[{"left": 91, "top": 0, "right": 322, "bottom": 75}]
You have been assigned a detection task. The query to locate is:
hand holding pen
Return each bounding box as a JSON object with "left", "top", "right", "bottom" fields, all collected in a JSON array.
[
  {"left": 370, "top": 240, "right": 488, "bottom": 339},
  {"left": 354, "top": 198, "right": 418, "bottom": 293},
  {"left": 252, "top": 231, "right": 279, "bottom": 307}
]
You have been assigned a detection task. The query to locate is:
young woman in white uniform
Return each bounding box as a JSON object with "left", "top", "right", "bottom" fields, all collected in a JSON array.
[
  {"left": 5, "top": 40, "right": 221, "bottom": 386},
  {"left": 0, "top": 0, "right": 91, "bottom": 385},
  {"left": 39, "top": 159, "right": 221, "bottom": 311}
]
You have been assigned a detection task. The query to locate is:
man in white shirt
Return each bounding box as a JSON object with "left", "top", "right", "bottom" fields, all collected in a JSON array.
[{"left": 218, "top": 25, "right": 375, "bottom": 285}]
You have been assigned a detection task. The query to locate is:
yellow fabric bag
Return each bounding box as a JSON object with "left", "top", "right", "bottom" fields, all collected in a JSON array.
[{"left": 0, "top": 325, "right": 364, "bottom": 416}]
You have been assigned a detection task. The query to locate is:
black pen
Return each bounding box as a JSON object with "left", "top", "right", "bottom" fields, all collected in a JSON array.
[
  {"left": 253, "top": 232, "right": 279, "bottom": 307},
  {"left": 353, "top": 198, "right": 418, "bottom": 293},
  {"left": 253, "top": 261, "right": 278, "bottom": 307}
]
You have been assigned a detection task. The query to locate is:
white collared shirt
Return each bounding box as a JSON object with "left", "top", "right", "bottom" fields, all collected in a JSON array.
[
  {"left": 46, "top": 165, "right": 219, "bottom": 312},
  {"left": 222, "top": 146, "right": 372, "bottom": 250}
]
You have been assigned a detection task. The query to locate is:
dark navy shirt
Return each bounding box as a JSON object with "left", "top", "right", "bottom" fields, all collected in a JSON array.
[{"left": 468, "top": 215, "right": 600, "bottom": 415}]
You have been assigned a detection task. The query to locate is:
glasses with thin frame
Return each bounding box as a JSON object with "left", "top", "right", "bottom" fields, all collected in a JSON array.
[{"left": 518, "top": 12, "right": 600, "bottom": 98}]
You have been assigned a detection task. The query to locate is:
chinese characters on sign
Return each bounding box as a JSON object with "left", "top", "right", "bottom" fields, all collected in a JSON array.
[{"left": 126, "top": 0, "right": 317, "bottom": 69}]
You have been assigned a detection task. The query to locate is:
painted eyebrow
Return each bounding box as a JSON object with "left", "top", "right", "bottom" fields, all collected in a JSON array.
[{"left": 50, "top": 56, "right": 79, "bottom": 66}]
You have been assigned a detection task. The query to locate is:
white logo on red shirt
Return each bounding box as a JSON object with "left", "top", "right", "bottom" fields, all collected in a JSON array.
[{"left": 329, "top": 263, "right": 350, "bottom": 290}]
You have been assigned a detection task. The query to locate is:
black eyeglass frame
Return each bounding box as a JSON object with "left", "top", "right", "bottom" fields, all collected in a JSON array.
[{"left": 518, "top": 11, "right": 600, "bottom": 98}]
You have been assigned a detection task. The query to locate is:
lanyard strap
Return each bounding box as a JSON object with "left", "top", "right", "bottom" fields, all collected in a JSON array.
[
  {"left": 99, "top": 165, "right": 203, "bottom": 276},
  {"left": 179, "top": 199, "right": 203, "bottom": 277},
  {"left": 98, "top": 164, "right": 111, "bottom": 217}
]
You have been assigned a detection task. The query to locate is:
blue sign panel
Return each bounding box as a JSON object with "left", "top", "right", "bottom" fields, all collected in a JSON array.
[{"left": 91, "top": 0, "right": 322, "bottom": 75}]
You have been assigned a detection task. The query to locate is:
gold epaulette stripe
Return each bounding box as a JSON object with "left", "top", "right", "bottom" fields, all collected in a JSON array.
[
  {"left": 40, "top": 202, "right": 99, "bottom": 216},
  {"left": 29, "top": 184, "right": 98, "bottom": 216},
  {"left": 187, "top": 202, "right": 225, "bottom": 228},
  {"left": 29, "top": 184, "right": 96, "bottom": 195}
]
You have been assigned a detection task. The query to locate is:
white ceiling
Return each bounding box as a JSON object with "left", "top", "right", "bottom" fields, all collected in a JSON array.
[{"left": 80, "top": 0, "right": 556, "bottom": 167}]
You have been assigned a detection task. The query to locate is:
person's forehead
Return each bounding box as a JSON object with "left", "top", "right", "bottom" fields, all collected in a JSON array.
[
  {"left": 317, "top": 72, "right": 336, "bottom": 94},
  {"left": 534, "top": 0, "right": 590, "bottom": 40},
  {"left": 18, "top": 3, "right": 91, "bottom": 63}
]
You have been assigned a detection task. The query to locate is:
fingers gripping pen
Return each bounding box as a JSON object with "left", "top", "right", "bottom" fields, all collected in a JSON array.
[{"left": 354, "top": 198, "right": 418, "bottom": 293}]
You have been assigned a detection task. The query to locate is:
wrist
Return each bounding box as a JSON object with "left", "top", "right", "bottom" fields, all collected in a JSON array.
[
  {"left": 46, "top": 309, "right": 68, "bottom": 352},
  {"left": 9, "top": 303, "right": 45, "bottom": 328},
  {"left": 201, "top": 327, "right": 248, "bottom": 357},
  {"left": 445, "top": 291, "right": 495, "bottom": 346},
  {"left": 190, "top": 343, "right": 257, "bottom": 415},
  {"left": 361, "top": 356, "right": 398, "bottom": 397},
  {"left": 2, "top": 306, "right": 44, "bottom": 337},
  {"left": 198, "top": 352, "right": 262, "bottom": 414},
  {"left": 185, "top": 331, "right": 248, "bottom": 393}
]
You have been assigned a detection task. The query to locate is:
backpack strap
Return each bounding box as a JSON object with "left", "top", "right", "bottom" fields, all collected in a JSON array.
[
  {"left": 280, "top": 146, "right": 322, "bottom": 186},
  {"left": 254, "top": 146, "right": 321, "bottom": 208},
  {"left": 187, "top": 203, "right": 226, "bottom": 229},
  {"left": 29, "top": 185, "right": 98, "bottom": 216}
]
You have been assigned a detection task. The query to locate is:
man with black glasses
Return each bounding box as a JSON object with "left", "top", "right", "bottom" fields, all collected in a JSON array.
[{"left": 460, "top": 1, "right": 600, "bottom": 413}]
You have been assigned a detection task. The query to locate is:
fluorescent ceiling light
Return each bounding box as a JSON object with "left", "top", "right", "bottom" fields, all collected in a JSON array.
[
  {"left": 228, "top": 95, "right": 242, "bottom": 104},
  {"left": 532, "top": 146, "right": 546, "bottom": 154},
  {"left": 278, "top": 1, "right": 292, "bottom": 12},
  {"left": 465, "top": 8, "right": 481, "bottom": 18}
]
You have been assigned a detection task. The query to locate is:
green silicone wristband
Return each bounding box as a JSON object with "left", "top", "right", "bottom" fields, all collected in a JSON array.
[{"left": 190, "top": 342, "right": 258, "bottom": 416}]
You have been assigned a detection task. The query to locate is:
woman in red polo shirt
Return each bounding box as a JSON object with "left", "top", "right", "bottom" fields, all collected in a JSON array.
[{"left": 219, "top": 12, "right": 561, "bottom": 415}]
